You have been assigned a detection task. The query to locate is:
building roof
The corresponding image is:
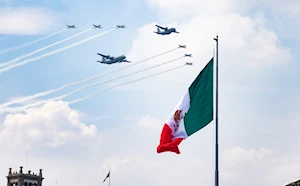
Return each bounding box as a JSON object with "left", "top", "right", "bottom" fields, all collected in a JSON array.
[{"left": 286, "top": 179, "right": 300, "bottom": 186}]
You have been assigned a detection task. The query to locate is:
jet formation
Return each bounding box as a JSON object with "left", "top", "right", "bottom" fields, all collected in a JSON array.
[
  {"left": 94, "top": 24, "right": 130, "bottom": 64},
  {"left": 88, "top": 23, "right": 193, "bottom": 66},
  {"left": 67, "top": 24, "right": 102, "bottom": 29}
]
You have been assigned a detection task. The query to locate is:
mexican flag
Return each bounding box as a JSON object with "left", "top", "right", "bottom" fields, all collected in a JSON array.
[{"left": 157, "top": 58, "right": 214, "bottom": 154}]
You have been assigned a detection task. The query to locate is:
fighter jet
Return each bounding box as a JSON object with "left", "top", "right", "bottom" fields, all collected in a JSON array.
[
  {"left": 179, "top": 45, "right": 186, "bottom": 48},
  {"left": 154, "top": 25, "right": 179, "bottom": 35},
  {"left": 116, "top": 25, "right": 125, "bottom": 29},
  {"left": 93, "top": 24, "right": 102, "bottom": 28},
  {"left": 67, "top": 25, "right": 76, "bottom": 29},
  {"left": 184, "top": 54, "right": 192, "bottom": 57},
  {"left": 185, "top": 62, "right": 193, "bottom": 66},
  {"left": 97, "top": 53, "right": 130, "bottom": 64}
]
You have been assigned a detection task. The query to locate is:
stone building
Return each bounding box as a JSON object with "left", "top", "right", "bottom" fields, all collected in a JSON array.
[
  {"left": 286, "top": 179, "right": 300, "bottom": 186},
  {"left": 6, "top": 166, "right": 44, "bottom": 186}
]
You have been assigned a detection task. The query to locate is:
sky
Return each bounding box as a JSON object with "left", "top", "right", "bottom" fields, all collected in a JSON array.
[{"left": 0, "top": 0, "right": 300, "bottom": 186}]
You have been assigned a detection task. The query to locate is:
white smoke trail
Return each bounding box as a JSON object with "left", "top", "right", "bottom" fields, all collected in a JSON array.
[
  {"left": 69, "top": 65, "right": 186, "bottom": 104},
  {"left": 0, "top": 92, "right": 72, "bottom": 114},
  {"left": 1, "top": 56, "right": 184, "bottom": 113},
  {"left": 0, "top": 28, "right": 93, "bottom": 68},
  {"left": 0, "top": 28, "right": 116, "bottom": 75},
  {"left": 0, "top": 28, "right": 67, "bottom": 56},
  {"left": 0, "top": 47, "right": 180, "bottom": 108},
  {"left": 0, "top": 64, "right": 186, "bottom": 114}
]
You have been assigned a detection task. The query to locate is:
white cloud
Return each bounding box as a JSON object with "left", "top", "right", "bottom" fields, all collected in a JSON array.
[
  {"left": 135, "top": 114, "right": 161, "bottom": 129},
  {"left": 0, "top": 100, "right": 98, "bottom": 151},
  {"left": 219, "top": 146, "right": 300, "bottom": 185},
  {"left": 0, "top": 7, "right": 57, "bottom": 35},
  {"left": 221, "top": 147, "right": 272, "bottom": 167},
  {"left": 101, "top": 157, "right": 132, "bottom": 171},
  {"left": 221, "top": 171, "right": 237, "bottom": 182},
  {"left": 76, "top": 110, "right": 112, "bottom": 122},
  {"left": 269, "top": 155, "right": 300, "bottom": 184}
]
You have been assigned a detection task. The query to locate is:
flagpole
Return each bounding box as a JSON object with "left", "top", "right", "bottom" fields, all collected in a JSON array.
[
  {"left": 26, "top": 153, "right": 28, "bottom": 172},
  {"left": 109, "top": 169, "right": 111, "bottom": 186},
  {"left": 213, "top": 35, "right": 219, "bottom": 186}
]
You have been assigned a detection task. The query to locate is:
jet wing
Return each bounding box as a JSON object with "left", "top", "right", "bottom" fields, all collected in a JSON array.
[
  {"left": 155, "top": 25, "right": 167, "bottom": 30},
  {"left": 97, "top": 53, "right": 112, "bottom": 59},
  {"left": 97, "top": 53, "right": 110, "bottom": 59}
]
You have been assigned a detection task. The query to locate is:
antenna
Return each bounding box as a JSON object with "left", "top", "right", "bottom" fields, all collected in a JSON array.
[{"left": 26, "top": 153, "right": 28, "bottom": 171}]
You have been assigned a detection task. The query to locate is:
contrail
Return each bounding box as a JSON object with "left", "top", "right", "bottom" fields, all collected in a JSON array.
[
  {"left": 0, "top": 47, "right": 180, "bottom": 108},
  {"left": 0, "top": 64, "right": 186, "bottom": 114},
  {"left": 2, "top": 56, "right": 185, "bottom": 113},
  {"left": 69, "top": 64, "right": 186, "bottom": 104},
  {"left": 0, "top": 28, "right": 67, "bottom": 56},
  {"left": 0, "top": 28, "right": 116, "bottom": 75},
  {"left": 0, "top": 92, "right": 73, "bottom": 114},
  {"left": 0, "top": 28, "right": 93, "bottom": 68}
]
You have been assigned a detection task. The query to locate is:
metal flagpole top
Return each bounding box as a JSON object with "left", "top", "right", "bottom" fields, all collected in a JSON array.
[
  {"left": 213, "top": 34, "right": 218, "bottom": 41},
  {"left": 214, "top": 34, "right": 219, "bottom": 186}
]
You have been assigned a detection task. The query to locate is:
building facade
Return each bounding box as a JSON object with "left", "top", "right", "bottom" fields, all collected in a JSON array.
[{"left": 6, "top": 167, "right": 44, "bottom": 186}]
